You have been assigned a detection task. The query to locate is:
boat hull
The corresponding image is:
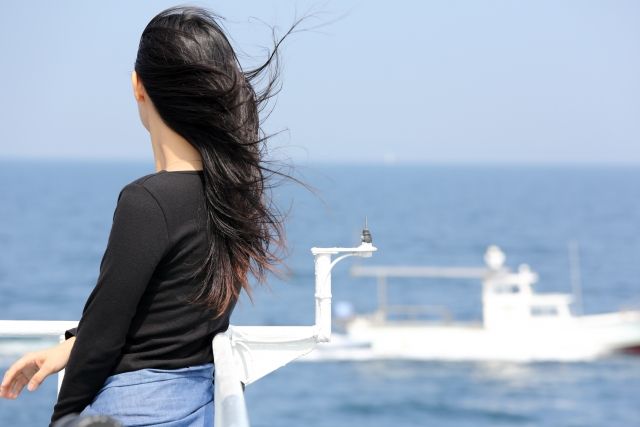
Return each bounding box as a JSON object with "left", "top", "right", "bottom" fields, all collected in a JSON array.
[{"left": 300, "top": 310, "right": 640, "bottom": 362}]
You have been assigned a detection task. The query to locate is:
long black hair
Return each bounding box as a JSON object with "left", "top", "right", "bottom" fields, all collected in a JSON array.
[{"left": 134, "top": 5, "right": 308, "bottom": 319}]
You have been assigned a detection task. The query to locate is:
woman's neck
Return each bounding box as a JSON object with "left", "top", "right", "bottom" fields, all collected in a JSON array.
[{"left": 148, "top": 115, "right": 203, "bottom": 172}]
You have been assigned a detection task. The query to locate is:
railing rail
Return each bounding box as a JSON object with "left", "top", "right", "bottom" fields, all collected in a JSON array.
[{"left": 0, "top": 321, "right": 78, "bottom": 338}]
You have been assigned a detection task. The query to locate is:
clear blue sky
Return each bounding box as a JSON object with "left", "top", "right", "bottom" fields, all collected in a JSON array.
[{"left": 1, "top": 1, "right": 638, "bottom": 164}]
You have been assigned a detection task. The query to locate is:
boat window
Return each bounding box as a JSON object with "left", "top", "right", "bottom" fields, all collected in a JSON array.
[
  {"left": 530, "top": 305, "right": 559, "bottom": 317},
  {"left": 494, "top": 284, "right": 521, "bottom": 294}
]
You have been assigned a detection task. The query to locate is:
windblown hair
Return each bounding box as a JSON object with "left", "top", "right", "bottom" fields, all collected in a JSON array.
[{"left": 134, "top": 5, "right": 303, "bottom": 319}]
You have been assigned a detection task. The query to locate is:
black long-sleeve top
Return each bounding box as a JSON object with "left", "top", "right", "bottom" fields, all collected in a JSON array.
[{"left": 50, "top": 170, "right": 236, "bottom": 425}]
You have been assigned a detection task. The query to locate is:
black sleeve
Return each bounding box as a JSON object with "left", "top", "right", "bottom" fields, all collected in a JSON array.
[
  {"left": 64, "top": 328, "right": 77, "bottom": 340},
  {"left": 49, "top": 183, "right": 170, "bottom": 425}
]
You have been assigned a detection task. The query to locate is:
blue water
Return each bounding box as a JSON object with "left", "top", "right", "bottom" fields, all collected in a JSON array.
[{"left": 1, "top": 159, "right": 639, "bottom": 426}]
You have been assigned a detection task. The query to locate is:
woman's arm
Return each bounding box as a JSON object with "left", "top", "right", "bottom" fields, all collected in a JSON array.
[
  {"left": 50, "top": 182, "right": 169, "bottom": 424},
  {"left": 0, "top": 337, "right": 76, "bottom": 399}
]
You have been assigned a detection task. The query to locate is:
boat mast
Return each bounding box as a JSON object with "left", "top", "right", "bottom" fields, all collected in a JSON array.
[
  {"left": 376, "top": 274, "right": 388, "bottom": 321},
  {"left": 568, "top": 240, "right": 584, "bottom": 316}
]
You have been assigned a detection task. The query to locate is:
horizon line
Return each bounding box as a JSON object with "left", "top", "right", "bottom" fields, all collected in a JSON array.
[{"left": 0, "top": 155, "right": 639, "bottom": 168}]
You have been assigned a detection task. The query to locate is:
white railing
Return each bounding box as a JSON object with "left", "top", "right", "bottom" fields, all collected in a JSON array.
[{"left": 0, "top": 228, "right": 377, "bottom": 427}]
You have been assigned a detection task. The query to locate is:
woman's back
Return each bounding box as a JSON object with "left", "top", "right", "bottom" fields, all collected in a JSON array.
[
  {"left": 115, "top": 170, "right": 234, "bottom": 373},
  {"left": 52, "top": 169, "right": 237, "bottom": 421}
]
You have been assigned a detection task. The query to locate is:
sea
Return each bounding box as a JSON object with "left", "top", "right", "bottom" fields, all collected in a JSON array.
[{"left": 0, "top": 158, "right": 639, "bottom": 426}]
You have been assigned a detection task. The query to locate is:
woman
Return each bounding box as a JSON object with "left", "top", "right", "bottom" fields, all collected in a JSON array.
[{"left": 0, "top": 5, "right": 300, "bottom": 426}]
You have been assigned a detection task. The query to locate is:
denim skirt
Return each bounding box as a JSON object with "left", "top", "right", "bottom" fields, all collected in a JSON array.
[{"left": 79, "top": 363, "right": 214, "bottom": 426}]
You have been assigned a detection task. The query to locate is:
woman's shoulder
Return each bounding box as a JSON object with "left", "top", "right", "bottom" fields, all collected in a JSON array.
[
  {"left": 116, "top": 172, "right": 161, "bottom": 201},
  {"left": 117, "top": 171, "right": 204, "bottom": 211},
  {"left": 121, "top": 170, "right": 198, "bottom": 191}
]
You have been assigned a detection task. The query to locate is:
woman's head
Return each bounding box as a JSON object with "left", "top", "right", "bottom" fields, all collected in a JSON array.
[
  {"left": 134, "top": 7, "right": 257, "bottom": 136},
  {"left": 133, "top": 5, "right": 299, "bottom": 319}
]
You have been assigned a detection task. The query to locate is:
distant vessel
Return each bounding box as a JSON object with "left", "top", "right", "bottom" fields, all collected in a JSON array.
[{"left": 301, "top": 246, "right": 640, "bottom": 362}]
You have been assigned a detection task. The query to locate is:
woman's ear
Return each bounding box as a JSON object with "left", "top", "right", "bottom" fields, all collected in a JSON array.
[
  {"left": 131, "top": 70, "right": 144, "bottom": 102},
  {"left": 132, "top": 70, "right": 150, "bottom": 130}
]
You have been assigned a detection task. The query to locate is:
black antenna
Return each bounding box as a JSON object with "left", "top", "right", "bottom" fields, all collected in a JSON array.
[{"left": 360, "top": 216, "right": 372, "bottom": 244}]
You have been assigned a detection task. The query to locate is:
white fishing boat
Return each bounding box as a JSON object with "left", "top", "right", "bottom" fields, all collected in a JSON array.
[{"left": 302, "top": 245, "right": 640, "bottom": 362}]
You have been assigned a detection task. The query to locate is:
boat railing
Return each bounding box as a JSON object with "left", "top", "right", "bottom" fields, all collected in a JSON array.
[
  {"left": 0, "top": 322, "right": 319, "bottom": 427},
  {"left": 349, "top": 262, "right": 492, "bottom": 322},
  {"left": 381, "top": 304, "right": 454, "bottom": 322},
  {"left": 0, "top": 227, "right": 377, "bottom": 427}
]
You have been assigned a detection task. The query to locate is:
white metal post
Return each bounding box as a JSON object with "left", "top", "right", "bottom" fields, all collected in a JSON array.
[
  {"left": 213, "top": 332, "right": 249, "bottom": 427},
  {"left": 314, "top": 253, "right": 333, "bottom": 342}
]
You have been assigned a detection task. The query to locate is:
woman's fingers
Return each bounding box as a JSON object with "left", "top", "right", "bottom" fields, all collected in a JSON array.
[
  {"left": 2, "top": 355, "right": 29, "bottom": 388},
  {"left": 3, "top": 353, "right": 36, "bottom": 382},
  {"left": 1, "top": 358, "right": 28, "bottom": 398},
  {"left": 5, "top": 368, "right": 34, "bottom": 399},
  {"left": 0, "top": 356, "right": 39, "bottom": 399},
  {"left": 26, "top": 363, "right": 51, "bottom": 391},
  {"left": 0, "top": 372, "right": 26, "bottom": 399},
  {"left": 10, "top": 372, "right": 30, "bottom": 398}
]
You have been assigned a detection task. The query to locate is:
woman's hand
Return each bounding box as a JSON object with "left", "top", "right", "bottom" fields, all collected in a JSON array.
[{"left": 0, "top": 337, "right": 76, "bottom": 399}]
